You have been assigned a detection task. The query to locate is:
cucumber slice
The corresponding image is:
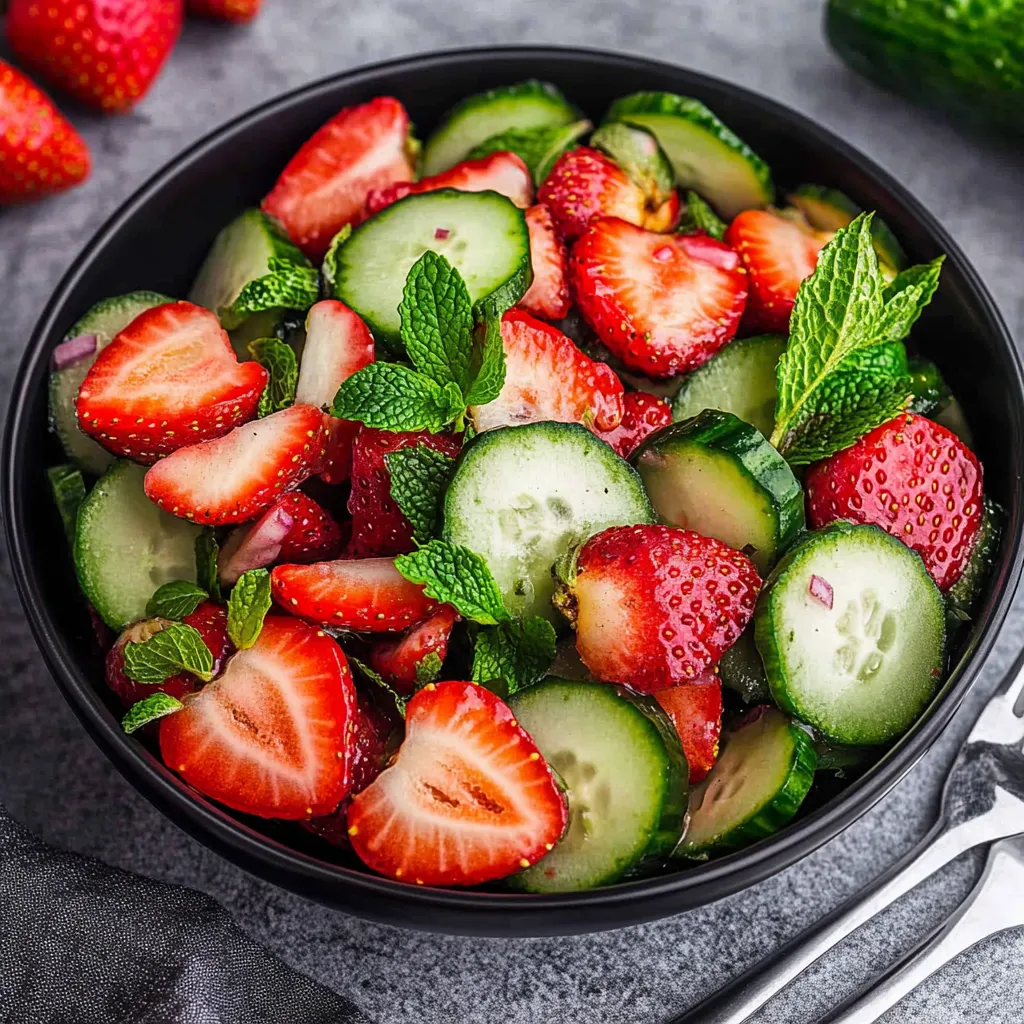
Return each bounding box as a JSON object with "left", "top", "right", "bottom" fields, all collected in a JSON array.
[
  {"left": 671, "top": 335, "right": 785, "bottom": 437},
  {"left": 678, "top": 707, "right": 816, "bottom": 857},
  {"left": 332, "top": 189, "right": 531, "bottom": 344},
  {"left": 632, "top": 409, "right": 804, "bottom": 573},
  {"left": 590, "top": 122, "right": 675, "bottom": 206},
  {"left": 755, "top": 521, "right": 946, "bottom": 746},
  {"left": 422, "top": 80, "right": 577, "bottom": 176},
  {"left": 946, "top": 496, "right": 1003, "bottom": 629},
  {"left": 907, "top": 356, "right": 950, "bottom": 416},
  {"left": 49, "top": 291, "right": 172, "bottom": 475},
  {"left": 507, "top": 679, "right": 687, "bottom": 891},
  {"left": 442, "top": 421, "right": 654, "bottom": 621},
  {"left": 719, "top": 626, "right": 770, "bottom": 705},
  {"left": 604, "top": 92, "right": 773, "bottom": 218},
  {"left": 74, "top": 461, "right": 203, "bottom": 629}
]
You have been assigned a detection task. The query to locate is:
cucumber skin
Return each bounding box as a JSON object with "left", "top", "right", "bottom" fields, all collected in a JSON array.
[
  {"left": 946, "top": 496, "right": 1004, "bottom": 630},
  {"left": 826, "top": 0, "right": 1024, "bottom": 139},
  {"left": 718, "top": 626, "right": 770, "bottom": 705}
]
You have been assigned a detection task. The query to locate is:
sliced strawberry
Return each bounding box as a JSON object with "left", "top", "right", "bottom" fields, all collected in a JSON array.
[
  {"left": 571, "top": 218, "right": 747, "bottom": 378},
  {"left": 596, "top": 390, "right": 671, "bottom": 458},
  {"left": 469, "top": 309, "right": 624, "bottom": 433},
  {"left": 76, "top": 301, "right": 267, "bottom": 464},
  {"left": 347, "top": 427, "right": 463, "bottom": 558},
  {"left": 296, "top": 300, "right": 375, "bottom": 485},
  {"left": 159, "top": 616, "right": 356, "bottom": 819},
  {"left": 347, "top": 680, "right": 567, "bottom": 886},
  {"left": 725, "top": 209, "right": 829, "bottom": 333},
  {"left": 369, "top": 605, "right": 459, "bottom": 695},
  {"left": 520, "top": 203, "right": 571, "bottom": 321},
  {"left": 144, "top": 404, "right": 326, "bottom": 525},
  {"left": 270, "top": 491, "right": 343, "bottom": 563},
  {"left": 538, "top": 146, "right": 679, "bottom": 243},
  {"left": 262, "top": 96, "right": 416, "bottom": 260},
  {"left": 654, "top": 671, "right": 723, "bottom": 783},
  {"left": 364, "top": 151, "right": 533, "bottom": 218},
  {"left": 271, "top": 557, "right": 438, "bottom": 632}
]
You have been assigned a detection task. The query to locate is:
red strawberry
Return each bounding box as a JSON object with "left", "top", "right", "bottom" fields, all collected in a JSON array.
[
  {"left": 6, "top": 0, "right": 181, "bottom": 114},
  {"left": 346, "top": 680, "right": 567, "bottom": 886},
  {"left": 556, "top": 524, "right": 761, "bottom": 692},
  {"left": 106, "top": 601, "right": 233, "bottom": 709},
  {"left": 520, "top": 203, "right": 571, "bottom": 321},
  {"left": 596, "top": 390, "right": 671, "bottom": 458},
  {"left": 271, "top": 557, "right": 438, "bottom": 632},
  {"left": 369, "top": 605, "right": 459, "bottom": 694},
  {"left": 160, "top": 616, "right": 357, "bottom": 819},
  {"left": 187, "top": 0, "right": 261, "bottom": 21},
  {"left": 538, "top": 146, "right": 680, "bottom": 243},
  {"left": 654, "top": 671, "right": 723, "bottom": 783},
  {"left": 364, "top": 151, "right": 533, "bottom": 218},
  {"left": 469, "top": 309, "right": 624, "bottom": 434},
  {"left": 0, "top": 61, "right": 90, "bottom": 202},
  {"left": 270, "top": 492, "right": 344, "bottom": 563},
  {"left": 347, "top": 427, "right": 463, "bottom": 558},
  {"left": 262, "top": 96, "right": 416, "bottom": 259},
  {"left": 725, "top": 209, "right": 829, "bottom": 333},
  {"left": 296, "top": 300, "right": 375, "bottom": 485},
  {"left": 805, "top": 413, "right": 983, "bottom": 591},
  {"left": 76, "top": 301, "right": 267, "bottom": 464},
  {"left": 571, "top": 218, "right": 747, "bottom": 378},
  {"left": 144, "top": 403, "right": 326, "bottom": 525}
]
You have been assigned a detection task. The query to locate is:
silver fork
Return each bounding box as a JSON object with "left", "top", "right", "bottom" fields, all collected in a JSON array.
[{"left": 670, "top": 649, "right": 1024, "bottom": 1024}]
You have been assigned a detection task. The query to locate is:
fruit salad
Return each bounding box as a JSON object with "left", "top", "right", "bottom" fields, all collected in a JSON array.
[{"left": 46, "top": 80, "right": 999, "bottom": 892}]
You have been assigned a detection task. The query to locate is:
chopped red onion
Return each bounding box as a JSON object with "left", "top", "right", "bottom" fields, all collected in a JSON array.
[
  {"left": 52, "top": 334, "right": 98, "bottom": 371},
  {"left": 652, "top": 245, "right": 673, "bottom": 263},
  {"left": 808, "top": 574, "right": 834, "bottom": 609},
  {"left": 434, "top": 227, "right": 450, "bottom": 240},
  {"left": 218, "top": 504, "right": 295, "bottom": 586}
]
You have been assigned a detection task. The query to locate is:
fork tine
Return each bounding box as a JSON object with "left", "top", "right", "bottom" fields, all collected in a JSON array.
[{"left": 967, "top": 648, "right": 1024, "bottom": 745}]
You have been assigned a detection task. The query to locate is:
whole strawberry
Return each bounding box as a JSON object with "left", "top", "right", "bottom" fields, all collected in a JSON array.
[
  {"left": 7, "top": 0, "right": 182, "bottom": 114},
  {"left": 0, "top": 60, "right": 90, "bottom": 202},
  {"left": 805, "top": 413, "right": 983, "bottom": 591},
  {"left": 596, "top": 390, "right": 671, "bottom": 458},
  {"left": 556, "top": 524, "right": 761, "bottom": 692},
  {"left": 187, "top": 0, "right": 261, "bottom": 22}
]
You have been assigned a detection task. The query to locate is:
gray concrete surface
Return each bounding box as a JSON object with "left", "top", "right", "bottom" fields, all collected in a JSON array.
[{"left": 2, "top": 2, "right": 1024, "bottom": 1021}]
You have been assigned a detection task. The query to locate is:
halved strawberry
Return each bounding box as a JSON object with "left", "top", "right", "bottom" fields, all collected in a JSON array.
[
  {"left": 271, "top": 556, "right": 438, "bottom": 632},
  {"left": 144, "top": 404, "right": 326, "bottom": 525},
  {"left": 469, "top": 309, "right": 624, "bottom": 433},
  {"left": 346, "top": 680, "right": 567, "bottom": 886},
  {"left": 159, "top": 616, "right": 356, "bottom": 819},
  {"left": 295, "top": 300, "right": 375, "bottom": 485},
  {"left": 369, "top": 605, "right": 459, "bottom": 694},
  {"left": 348, "top": 427, "right": 463, "bottom": 558},
  {"left": 272, "top": 491, "right": 344, "bottom": 563},
  {"left": 76, "top": 301, "right": 267, "bottom": 464},
  {"left": 262, "top": 96, "right": 417, "bottom": 260},
  {"left": 595, "top": 390, "right": 671, "bottom": 458},
  {"left": 725, "top": 209, "right": 829, "bottom": 333},
  {"left": 520, "top": 203, "right": 571, "bottom": 321},
  {"left": 654, "top": 671, "right": 723, "bottom": 783},
  {"left": 571, "top": 218, "right": 747, "bottom": 378},
  {"left": 538, "top": 146, "right": 679, "bottom": 243},
  {"left": 364, "top": 151, "right": 533, "bottom": 218}
]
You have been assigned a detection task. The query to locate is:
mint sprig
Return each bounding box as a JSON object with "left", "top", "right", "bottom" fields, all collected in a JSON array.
[
  {"left": 220, "top": 256, "right": 319, "bottom": 330},
  {"left": 124, "top": 623, "right": 214, "bottom": 684},
  {"left": 332, "top": 362, "right": 465, "bottom": 432},
  {"left": 678, "top": 191, "right": 726, "bottom": 240},
  {"left": 472, "top": 617, "right": 556, "bottom": 696},
  {"left": 227, "top": 568, "right": 272, "bottom": 650},
  {"left": 122, "top": 693, "right": 184, "bottom": 735},
  {"left": 147, "top": 580, "right": 208, "bottom": 620},
  {"left": 249, "top": 337, "right": 298, "bottom": 417},
  {"left": 385, "top": 445, "right": 456, "bottom": 545},
  {"left": 195, "top": 528, "right": 221, "bottom": 602}
]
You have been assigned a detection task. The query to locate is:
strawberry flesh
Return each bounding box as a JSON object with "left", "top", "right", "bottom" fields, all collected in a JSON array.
[
  {"left": 595, "top": 390, "right": 671, "bottom": 457},
  {"left": 369, "top": 605, "right": 459, "bottom": 694},
  {"left": 654, "top": 671, "right": 723, "bottom": 783},
  {"left": 188, "top": 0, "right": 262, "bottom": 22},
  {"left": 520, "top": 203, "right": 571, "bottom": 321}
]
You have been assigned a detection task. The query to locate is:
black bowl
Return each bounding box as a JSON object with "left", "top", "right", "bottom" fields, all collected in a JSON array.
[{"left": 4, "top": 46, "right": 1022, "bottom": 936}]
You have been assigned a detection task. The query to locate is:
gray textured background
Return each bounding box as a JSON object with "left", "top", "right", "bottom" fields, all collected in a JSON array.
[{"left": 2, "top": 2, "right": 1024, "bottom": 1022}]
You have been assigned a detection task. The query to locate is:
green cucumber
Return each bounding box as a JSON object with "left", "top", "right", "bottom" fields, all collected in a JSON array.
[
  {"left": 946, "top": 497, "right": 1004, "bottom": 629},
  {"left": 442, "top": 421, "right": 655, "bottom": 621},
  {"left": 48, "top": 463, "right": 87, "bottom": 543},
  {"left": 467, "top": 119, "right": 592, "bottom": 186},
  {"left": 632, "top": 410, "right": 804, "bottom": 573},
  {"left": 507, "top": 679, "right": 687, "bottom": 891},
  {"left": 604, "top": 92, "right": 773, "bottom": 218},
  {"left": 907, "top": 356, "right": 950, "bottom": 415},
  {"left": 678, "top": 707, "right": 817, "bottom": 857},
  {"left": 74, "top": 461, "right": 203, "bottom": 629},
  {"left": 719, "top": 626, "right": 770, "bottom": 705},
  {"left": 49, "top": 291, "right": 172, "bottom": 475},
  {"left": 422, "top": 80, "right": 577, "bottom": 176},
  {"left": 590, "top": 121, "right": 675, "bottom": 206},
  {"left": 671, "top": 335, "right": 785, "bottom": 437},
  {"left": 332, "top": 190, "right": 531, "bottom": 344},
  {"left": 755, "top": 521, "right": 946, "bottom": 746}
]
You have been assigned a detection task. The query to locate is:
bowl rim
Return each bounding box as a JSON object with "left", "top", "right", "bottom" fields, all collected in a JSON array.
[{"left": 4, "top": 43, "right": 1023, "bottom": 933}]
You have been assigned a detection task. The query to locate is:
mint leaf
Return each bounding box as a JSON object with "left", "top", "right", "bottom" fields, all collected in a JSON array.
[
  {"left": 331, "top": 362, "right": 464, "bottom": 432},
  {"left": 227, "top": 568, "right": 272, "bottom": 649},
  {"left": 467, "top": 119, "right": 592, "bottom": 185},
  {"left": 385, "top": 445, "right": 456, "bottom": 545},
  {"left": 884, "top": 256, "right": 943, "bottom": 305},
  {"left": 350, "top": 656, "right": 407, "bottom": 717},
  {"left": 321, "top": 223, "right": 352, "bottom": 295},
  {"left": 395, "top": 540, "right": 509, "bottom": 625},
  {"left": 249, "top": 337, "right": 298, "bottom": 417},
  {"left": 400, "top": 251, "right": 476, "bottom": 393},
  {"left": 591, "top": 122, "right": 674, "bottom": 206},
  {"left": 220, "top": 257, "right": 320, "bottom": 330},
  {"left": 465, "top": 317, "right": 507, "bottom": 406},
  {"left": 876, "top": 256, "right": 944, "bottom": 343},
  {"left": 472, "top": 616, "right": 556, "bottom": 695},
  {"left": 122, "top": 693, "right": 184, "bottom": 734},
  {"left": 414, "top": 651, "right": 443, "bottom": 686},
  {"left": 195, "top": 528, "right": 221, "bottom": 602},
  {"left": 48, "top": 463, "right": 86, "bottom": 542},
  {"left": 678, "top": 190, "right": 726, "bottom": 240},
  {"left": 124, "top": 623, "right": 214, "bottom": 683},
  {"left": 147, "top": 581, "right": 208, "bottom": 620}
]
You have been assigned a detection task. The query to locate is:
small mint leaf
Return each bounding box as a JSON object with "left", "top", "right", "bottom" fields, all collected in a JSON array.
[
  {"left": 350, "top": 656, "right": 407, "bottom": 717},
  {"left": 195, "top": 528, "right": 221, "bottom": 602},
  {"left": 124, "top": 623, "right": 214, "bottom": 684},
  {"left": 465, "top": 317, "right": 507, "bottom": 407},
  {"left": 331, "top": 362, "right": 464, "bottom": 432},
  {"left": 677, "top": 191, "right": 726, "bottom": 240},
  {"left": 220, "top": 257, "right": 320, "bottom": 330},
  {"left": 385, "top": 445, "right": 456, "bottom": 545},
  {"left": 321, "top": 223, "right": 353, "bottom": 295},
  {"left": 875, "top": 256, "right": 944, "bottom": 344},
  {"left": 227, "top": 568, "right": 273, "bottom": 650},
  {"left": 48, "top": 464, "right": 86, "bottom": 542},
  {"left": 471, "top": 617, "right": 556, "bottom": 695},
  {"left": 249, "top": 337, "right": 298, "bottom": 417},
  {"left": 414, "top": 651, "right": 443, "bottom": 686},
  {"left": 146, "top": 581, "right": 208, "bottom": 620},
  {"left": 122, "top": 693, "right": 184, "bottom": 734}
]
